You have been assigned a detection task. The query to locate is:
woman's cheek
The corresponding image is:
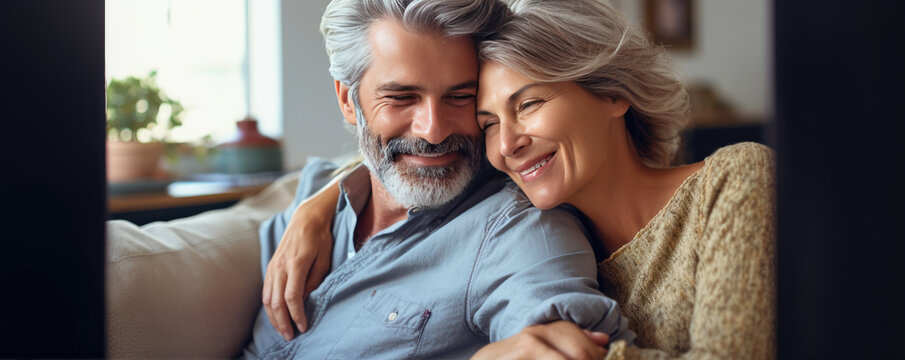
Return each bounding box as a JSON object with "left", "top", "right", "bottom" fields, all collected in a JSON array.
[{"left": 484, "top": 135, "right": 506, "bottom": 172}]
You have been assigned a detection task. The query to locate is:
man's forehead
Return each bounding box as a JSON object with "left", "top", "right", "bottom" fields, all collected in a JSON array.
[
  {"left": 363, "top": 18, "right": 478, "bottom": 91},
  {"left": 367, "top": 18, "right": 468, "bottom": 50}
]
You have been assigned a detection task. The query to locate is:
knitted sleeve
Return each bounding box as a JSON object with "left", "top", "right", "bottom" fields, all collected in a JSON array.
[{"left": 608, "top": 143, "right": 777, "bottom": 360}]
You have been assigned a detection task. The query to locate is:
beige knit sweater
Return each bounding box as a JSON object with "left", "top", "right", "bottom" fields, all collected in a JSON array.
[{"left": 603, "top": 142, "right": 776, "bottom": 360}]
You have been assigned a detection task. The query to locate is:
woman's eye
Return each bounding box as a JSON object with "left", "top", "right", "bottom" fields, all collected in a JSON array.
[
  {"left": 518, "top": 99, "right": 542, "bottom": 112},
  {"left": 480, "top": 119, "right": 499, "bottom": 132}
]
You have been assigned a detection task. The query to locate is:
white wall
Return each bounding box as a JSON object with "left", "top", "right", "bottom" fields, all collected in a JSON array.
[
  {"left": 613, "top": 0, "right": 772, "bottom": 119},
  {"left": 279, "top": 0, "right": 357, "bottom": 171},
  {"left": 248, "top": 0, "right": 283, "bottom": 141}
]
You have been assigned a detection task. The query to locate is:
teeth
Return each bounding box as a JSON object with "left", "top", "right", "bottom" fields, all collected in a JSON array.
[
  {"left": 417, "top": 152, "right": 445, "bottom": 158},
  {"left": 520, "top": 155, "right": 552, "bottom": 176}
]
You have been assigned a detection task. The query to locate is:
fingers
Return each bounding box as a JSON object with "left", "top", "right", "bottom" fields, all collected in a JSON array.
[
  {"left": 263, "top": 229, "right": 320, "bottom": 341},
  {"left": 284, "top": 265, "right": 308, "bottom": 334},
  {"left": 581, "top": 330, "right": 610, "bottom": 347},
  {"left": 471, "top": 332, "right": 567, "bottom": 360},
  {"left": 513, "top": 334, "right": 569, "bottom": 360},
  {"left": 262, "top": 263, "right": 279, "bottom": 338},
  {"left": 304, "top": 247, "right": 332, "bottom": 299},
  {"left": 262, "top": 263, "right": 273, "bottom": 310},
  {"left": 266, "top": 269, "right": 295, "bottom": 341},
  {"left": 525, "top": 321, "right": 606, "bottom": 360},
  {"left": 261, "top": 185, "right": 339, "bottom": 342},
  {"left": 471, "top": 322, "right": 608, "bottom": 360},
  {"left": 523, "top": 345, "right": 569, "bottom": 360}
]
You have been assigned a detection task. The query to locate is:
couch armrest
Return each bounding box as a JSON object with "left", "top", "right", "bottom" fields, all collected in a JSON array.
[{"left": 106, "top": 171, "right": 299, "bottom": 359}]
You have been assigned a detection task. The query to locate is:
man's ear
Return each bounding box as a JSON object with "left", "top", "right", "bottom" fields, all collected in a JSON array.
[
  {"left": 611, "top": 97, "right": 630, "bottom": 118},
  {"left": 335, "top": 80, "right": 357, "bottom": 125}
]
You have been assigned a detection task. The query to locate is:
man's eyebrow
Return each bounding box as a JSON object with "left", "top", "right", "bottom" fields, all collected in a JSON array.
[
  {"left": 447, "top": 81, "right": 477, "bottom": 92},
  {"left": 376, "top": 82, "right": 422, "bottom": 92},
  {"left": 376, "top": 81, "right": 477, "bottom": 93}
]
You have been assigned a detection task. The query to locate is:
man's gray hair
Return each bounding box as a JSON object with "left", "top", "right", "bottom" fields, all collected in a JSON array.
[
  {"left": 479, "top": 0, "right": 690, "bottom": 168},
  {"left": 321, "top": 0, "right": 509, "bottom": 114}
]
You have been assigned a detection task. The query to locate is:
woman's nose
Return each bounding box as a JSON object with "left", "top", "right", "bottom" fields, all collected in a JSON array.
[{"left": 499, "top": 120, "right": 530, "bottom": 157}]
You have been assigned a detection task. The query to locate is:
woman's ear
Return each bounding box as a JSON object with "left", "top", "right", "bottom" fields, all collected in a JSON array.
[
  {"left": 335, "top": 80, "right": 357, "bottom": 125},
  {"left": 611, "top": 97, "right": 630, "bottom": 118}
]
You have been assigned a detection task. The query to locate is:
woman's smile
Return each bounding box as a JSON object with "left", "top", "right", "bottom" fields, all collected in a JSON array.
[{"left": 514, "top": 152, "right": 556, "bottom": 181}]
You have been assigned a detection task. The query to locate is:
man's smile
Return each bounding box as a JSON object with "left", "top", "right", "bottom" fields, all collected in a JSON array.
[{"left": 397, "top": 152, "right": 462, "bottom": 167}]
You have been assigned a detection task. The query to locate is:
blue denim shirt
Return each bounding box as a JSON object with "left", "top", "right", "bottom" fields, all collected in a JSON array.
[{"left": 244, "top": 158, "right": 634, "bottom": 359}]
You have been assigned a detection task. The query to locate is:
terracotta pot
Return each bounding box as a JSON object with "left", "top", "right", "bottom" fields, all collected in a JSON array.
[
  {"left": 214, "top": 118, "right": 283, "bottom": 174},
  {"left": 220, "top": 118, "right": 280, "bottom": 148},
  {"left": 107, "top": 141, "right": 166, "bottom": 183}
]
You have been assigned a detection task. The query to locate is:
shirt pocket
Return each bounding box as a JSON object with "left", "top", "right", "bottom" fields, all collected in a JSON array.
[{"left": 326, "top": 290, "right": 432, "bottom": 360}]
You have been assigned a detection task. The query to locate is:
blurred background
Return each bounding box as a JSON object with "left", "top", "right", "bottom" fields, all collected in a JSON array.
[
  {"left": 3, "top": 0, "right": 903, "bottom": 358},
  {"left": 102, "top": 0, "right": 770, "bottom": 175},
  {"left": 104, "top": 0, "right": 351, "bottom": 175},
  {"left": 99, "top": 0, "right": 772, "bottom": 224}
]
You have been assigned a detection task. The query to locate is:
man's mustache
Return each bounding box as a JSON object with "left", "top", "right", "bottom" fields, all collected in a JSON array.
[{"left": 383, "top": 135, "right": 478, "bottom": 161}]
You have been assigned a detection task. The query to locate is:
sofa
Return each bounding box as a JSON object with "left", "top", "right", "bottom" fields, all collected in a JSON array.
[{"left": 106, "top": 171, "right": 300, "bottom": 358}]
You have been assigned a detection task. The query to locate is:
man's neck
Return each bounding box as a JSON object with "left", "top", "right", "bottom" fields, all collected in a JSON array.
[{"left": 353, "top": 172, "right": 409, "bottom": 250}]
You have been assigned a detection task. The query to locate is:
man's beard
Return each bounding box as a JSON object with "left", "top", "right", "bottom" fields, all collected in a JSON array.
[{"left": 355, "top": 109, "right": 484, "bottom": 209}]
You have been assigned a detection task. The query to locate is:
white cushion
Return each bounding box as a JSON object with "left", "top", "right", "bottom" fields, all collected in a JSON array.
[{"left": 106, "top": 171, "right": 299, "bottom": 359}]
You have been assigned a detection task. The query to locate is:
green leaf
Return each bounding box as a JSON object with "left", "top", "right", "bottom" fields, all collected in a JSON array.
[{"left": 105, "top": 70, "right": 185, "bottom": 143}]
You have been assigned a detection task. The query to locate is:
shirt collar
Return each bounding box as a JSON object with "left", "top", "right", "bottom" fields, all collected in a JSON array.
[{"left": 337, "top": 163, "right": 371, "bottom": 217}]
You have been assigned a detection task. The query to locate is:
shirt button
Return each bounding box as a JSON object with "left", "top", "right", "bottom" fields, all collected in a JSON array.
[{"left": 387, "top": 312, "right": 398, "bottom": 321}]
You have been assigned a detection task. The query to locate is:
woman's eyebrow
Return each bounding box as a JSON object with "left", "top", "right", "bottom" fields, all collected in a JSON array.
[
  {"left": 476, "top": 83, "right": 541, "bottom": 116},
  {"left": 507, "top": 83, "right": 540, "bottom": 105}
]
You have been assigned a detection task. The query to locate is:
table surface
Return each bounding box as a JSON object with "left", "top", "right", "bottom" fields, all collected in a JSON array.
[{"left": 108, "top": 180, "right": 271, "bottom": 213}]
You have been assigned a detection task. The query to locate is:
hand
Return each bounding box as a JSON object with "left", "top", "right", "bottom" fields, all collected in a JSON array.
[
  {"left": 262, "top": 182, "right": 340, "bottom": 341},
  {"left": 471, "top": 321, "right": 610, "bottom": 360}
]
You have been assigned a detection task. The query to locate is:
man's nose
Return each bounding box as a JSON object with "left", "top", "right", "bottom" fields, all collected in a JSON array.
[
  {"left": 410, "top": 99, "right": 452, "bottom": 145},
  {"left": 499, "top": 119, "right": 530, "bottom": 157}
]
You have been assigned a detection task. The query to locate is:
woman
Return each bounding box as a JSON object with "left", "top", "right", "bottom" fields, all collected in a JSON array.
[{"left": 266, "top": 0, "right": 775, "bottom": 358}]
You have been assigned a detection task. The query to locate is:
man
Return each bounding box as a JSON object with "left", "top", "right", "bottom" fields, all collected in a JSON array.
[{"left": 243, "top": 0, "right": 633, "bottom": 358}]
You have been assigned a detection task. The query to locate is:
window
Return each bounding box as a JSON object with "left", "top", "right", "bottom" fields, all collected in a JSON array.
[{"left": 105, "top": 0, "right": 250, "bottom": 143}]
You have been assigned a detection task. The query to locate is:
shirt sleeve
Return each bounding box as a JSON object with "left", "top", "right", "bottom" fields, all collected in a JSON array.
[
  {"left": 466, "top": 189, "right": 636, "bottom": 344},
  {"left": 257, "top": 157, "right": 339, "bottom": 278},
  {"left": 609, "top": 144, "right": 777, "bottom": 360}
]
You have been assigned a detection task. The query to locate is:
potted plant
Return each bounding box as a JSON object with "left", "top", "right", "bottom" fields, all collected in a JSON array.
[{"left": 106, "top": 71, "right": 184, "bottom": 183}]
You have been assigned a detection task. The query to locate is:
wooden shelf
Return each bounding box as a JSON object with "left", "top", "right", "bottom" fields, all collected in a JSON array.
[{"left": 108, "top": 182, "right": 270, "bottom": 214}]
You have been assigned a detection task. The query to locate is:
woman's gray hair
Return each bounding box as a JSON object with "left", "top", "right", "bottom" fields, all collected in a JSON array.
[
  {"left": 321, "top": 0, "right": 509, "bottom": 115},
  {"left": 479, "top": 0, "right": 690, "bottom": 167}
]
